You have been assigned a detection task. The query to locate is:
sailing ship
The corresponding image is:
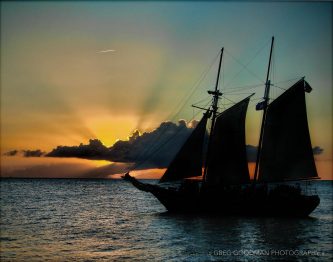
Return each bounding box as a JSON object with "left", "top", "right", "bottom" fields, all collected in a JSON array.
[{"left": 123, "top": 37, "right": 320, "bottom": 217}]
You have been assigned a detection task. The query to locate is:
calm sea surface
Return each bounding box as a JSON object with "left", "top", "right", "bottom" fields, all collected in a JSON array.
[{"left": 1, "top": 179, "right": 332, "bottom": 261}]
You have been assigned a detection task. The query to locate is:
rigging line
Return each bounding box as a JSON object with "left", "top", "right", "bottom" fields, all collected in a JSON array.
[
  {"left": 271, "top": 44, "right": 276, "bottom": 98},
  {"left": 168, "top": 64, "right": 218, "bottom": 122},
  {"left": 218, "top": 101, "right": 236, "bottom": 109},
  {"left": 228, "top": 83, "right": 262, "bottom": 89},
  {"left": 222, "top": 53, "right": 225, "bottom": 90},
  {"left": 224, "top": 49, "right": 266, "bottom": 86},
  {"left": 129, "top": 53, "right": 220, "bottom": 167},
  {"left": 130, "top": 117, "right": 184, "bottom": 167},
  {"left": 249, "top": 97, "right": 263, "bottom": 101},
  {"left": 223, "top": 83, "right": 262, "bottom": 93},
  {"left": 219, "top": 95, "right": 235, "bottom": 105},
  {"left": 129, "top": 104, "right": 211, "bottom": 173},
  {"left": 224, "top": 49, "right": 265, "bottom": 88},
  {"left": 136, "top": 105, "right": 201, "bottom": 166},
  {"left": 223, "top": 40, "right": 269, "bottom": 88},
  {"left": 128, "top": 104, "right": 209, "bottom": 172},
  {"left": 165, "top": 51, "right": 220, "bottom": 122},
  {"left": 224, "top": 92, "right": 258, "bottom": 96},
  {"left": 274, "top": 77, "right": 302, "bottom": 85},
  {"left": 134, "top": 99, "right": 212, "bottom": 171},
  {"left": 192, "top": 96, "right": 212, "bottom": 107},
  {"left": 133, "top": 96, "right": 211, "bottom": 168},
  {"left": 271, "top": 84, "right": 286, "bottom": 91},
  {"left": 218, "top": 93, "right": 253, "bottom": 111},
  {"left": 249, "top": 99, "right": 263, "bottom": 105}
]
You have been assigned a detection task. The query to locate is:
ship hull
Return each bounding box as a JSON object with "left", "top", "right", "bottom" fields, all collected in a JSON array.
[
  {"left": 152, "top": 189, "right": 319, "bottom": 217},
  {"left": 124, "top": 175, "right": 320, "bottom": 217}
]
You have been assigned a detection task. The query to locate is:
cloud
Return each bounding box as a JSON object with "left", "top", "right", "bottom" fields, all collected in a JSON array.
[
  {"left": 4, "top": 150, "right": 19, "bottom": 156},
  {"left": 107, "top": 120, "right": 196, "bottom": 167},
  {"left": 246, "top": 145, "right": 258, "bottom": 162},
  {"left": 245, "top": 145, "right": 324, "bottom": 162},
  {"left": 23, "top": 149, "right": 45, "bottom": 157},
  {"left": 98, "top": 49, "right": 116, "bottom": 53},
  {"left": 46, "top": 120, "right": 198, "bottom": 168},
  {"left": 312, "top": 146, "right": 324, "bottom": 155},
  {"left": 3, "top": 149, "right": 45, "bottom": 157},
  {"left": 46, "top": 139, "right": 109, "bottom": 160}
]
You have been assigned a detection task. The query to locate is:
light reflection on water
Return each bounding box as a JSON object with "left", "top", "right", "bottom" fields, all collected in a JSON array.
[{"left": 0, "top": 179, "right": 332, "bottom": 261}]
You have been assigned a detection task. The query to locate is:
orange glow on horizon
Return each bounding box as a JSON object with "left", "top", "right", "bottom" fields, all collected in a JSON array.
[
  {"left": 112, "top": 160, "right": 332, "bottom": 180},
  {"left": 1, "top": 156, "right": 331, "bottom": 180},
  {"left": 81, "top": 114, "right": 140, "bottom": 147}
]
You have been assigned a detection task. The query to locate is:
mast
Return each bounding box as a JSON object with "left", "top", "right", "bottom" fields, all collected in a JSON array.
[
  {"left": 203, "top": 47, "right": 224, "bottom": 182},
  {"left": 253, "top": 36, "right": 274, "bottom": 184}
]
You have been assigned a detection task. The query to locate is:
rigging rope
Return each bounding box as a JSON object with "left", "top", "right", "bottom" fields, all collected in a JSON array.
[
  {"left": 271, "top": 84, "right": 286, "bottom": 91},
  {"left": 165, "top": 51, "right": 220, "bottom": 122},
  {"left": 223, "top": 39, "right": 270, "bottom": 89},
  {"left": 223, "top": 83, "right": 263, "bottom": 93},
  {"left": 274, "top": 77, "right": 302, "bottom": 85},
  {"left": 126, "top": 52, "right": 220, "bottom": 173},
  {"left": 192, "top": 96, "right": 212, "bottom": 107},
  {"left": 271, "top": 43, "right": 276, "bottom": 100},
  {"left": 128, "top": 99, "right": 211, "bottom": 172}
]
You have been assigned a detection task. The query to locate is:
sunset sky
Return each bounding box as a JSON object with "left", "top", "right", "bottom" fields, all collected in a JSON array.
[{"left": 1, "top": 1, "right": 332, "bottom": 179}]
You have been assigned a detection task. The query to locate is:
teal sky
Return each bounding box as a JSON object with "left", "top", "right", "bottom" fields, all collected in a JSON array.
[{"left": 1, "top": 1, "right": 332, "bottom": 178}]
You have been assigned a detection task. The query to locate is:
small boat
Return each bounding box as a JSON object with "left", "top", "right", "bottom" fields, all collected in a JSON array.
[{"left": 123, "top": 37, "right": 320, "bottom": 217}]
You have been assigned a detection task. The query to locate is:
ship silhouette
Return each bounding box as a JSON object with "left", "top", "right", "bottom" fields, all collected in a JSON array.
[{"left": 123, "top": 37, "right": 320, "bottom": 217}]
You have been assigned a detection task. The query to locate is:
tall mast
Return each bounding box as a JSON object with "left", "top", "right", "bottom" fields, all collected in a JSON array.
[
  {"left": 203, "top": 47, "right": 224, "bottom": 182},
  {"left": 253, "top": 36, "right": 274, "bottom": 184}
]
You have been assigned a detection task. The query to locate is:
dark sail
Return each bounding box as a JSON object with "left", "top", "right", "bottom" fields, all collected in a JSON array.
[
  {"left": 159, "top": 114, "right": 208, "bottom": 183},
  {"left": 206, "top": 97, "right": 251, "bottom": 185},
  {"left": 259, "top": 79, "right": 318, "bottom": 182}
]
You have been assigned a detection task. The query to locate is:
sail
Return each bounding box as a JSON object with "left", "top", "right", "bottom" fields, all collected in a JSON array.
[
  {"left": 159, "top": 113, "right": 208, "bottom": 183},
  {"left": 259, "top": 79, "right": 318, "bottom": 182},
  {"left": 206, "top": 97, "right": 251, "bottom": 185}
]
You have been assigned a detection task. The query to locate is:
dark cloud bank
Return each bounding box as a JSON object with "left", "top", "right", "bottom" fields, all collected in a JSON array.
[
  {"left": 5, "top": 120, "right": 324, "bottom": 171},
  {"left": 4, "top": 149, "right": 46, "bottom": 157},
  {"left": 46, "top": 120, "right": 198, "bottom": 168}
]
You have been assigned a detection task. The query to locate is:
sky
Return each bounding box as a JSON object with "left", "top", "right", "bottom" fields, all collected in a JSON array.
[{"left": 1, "top": 1, "right": 332, "bottom": 179}]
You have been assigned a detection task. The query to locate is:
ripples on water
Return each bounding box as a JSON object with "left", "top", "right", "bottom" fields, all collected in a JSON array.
[{"left": 0, "top": 179, "right": 332, "bottom": 261}]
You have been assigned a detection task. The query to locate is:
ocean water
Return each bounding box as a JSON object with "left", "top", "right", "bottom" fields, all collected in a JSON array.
[{"left": 0, "top": 179, "right": 332, "bottom": 261}]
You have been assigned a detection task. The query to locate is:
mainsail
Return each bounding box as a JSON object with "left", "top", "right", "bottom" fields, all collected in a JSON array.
[
  {"left": 159, "top": 113, "right": 208, "bottom": 183},
  {"left": 206, "top": 97, "right": 251, "bottom": 185},
  {"left": 259, "top": 79, "right": 318, "bottom": 182}
]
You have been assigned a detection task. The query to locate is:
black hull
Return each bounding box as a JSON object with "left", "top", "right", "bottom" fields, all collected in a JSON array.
[
  {"left": 151, "top": 186, "right": 319, "bottom": 217},
  {"left": 123, "top": 174, "right": 320, "bottom": 217}
]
